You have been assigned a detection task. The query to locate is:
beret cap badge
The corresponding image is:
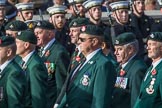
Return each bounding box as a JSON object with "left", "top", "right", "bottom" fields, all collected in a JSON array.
[
  {"left": 37, "top": 22, "right": 41, "bottom": 26},
  {"left": 150, "top": 34, "right": 154, "bottom": 38},
  {"left": 73, "top": 22, "right": 77, "bottom": 26},
  {"left": 115, "top": 40, "right": 119, "bottom": 44},
  {"left": 18, "top": 31, "right": 21, "bottom": 35},
  {"left": 9, "top": 24, "right": 14, "bottom": 29}
]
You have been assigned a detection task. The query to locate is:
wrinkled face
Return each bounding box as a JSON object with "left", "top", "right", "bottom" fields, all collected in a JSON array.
[
  {"left": 114, "top": 45, "right": 132, "bottom": 64},
  {"left": 114, "top": 9, "right": 129, "bottom": 24},
  {"left": 15, "top": 38, "right": 26, "bottom": 56},
  {"left": 69, "top": 27, "right": 80, "bottom": 44},
  {"left": 18, "top": 10, "right": 34, "bottom": 21},
  {"left": 88, "top": 6, "right": 102, "bottom": 21},
  {"left": 6, "top": 30, "right": 18, "bottom": 38},
  {"left": 147, "top": 40, "right": 162, "bottom": 61},
  {"left": 50, "top": 14, "right": 66, "bottom": 29},
  {"left": 78, "top": 33, "right": 94, "bottom": 56},
  {"left": 133, "top": 0, "right": 145, "bottom": 14},
  {"left": 76, "top": 3, "right": 85, "bottom": 17},
  {"left": 0, "top": 6, "right": 6, "bottom": 21},
  {"left": 0, "top": 46, "right": 8, "bottom": 65},
  {"left": 34, "top": 28, "right": 49, "bottom": 47}
]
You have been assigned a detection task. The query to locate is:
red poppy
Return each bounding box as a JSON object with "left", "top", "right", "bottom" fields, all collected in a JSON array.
[
  {"left": 76, "top": 56, "right": 81, "bottom": 62},
  {"left": 120, "top": 69, "right": 126, "bottom": 76},
  {"left": 45, "top": 50, "right": 50, "bottom": 57},
  {"left": 151, "top": 69, "right": 156, "bottom": 76}
]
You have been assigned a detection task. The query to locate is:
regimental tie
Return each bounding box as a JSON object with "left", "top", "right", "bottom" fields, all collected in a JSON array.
[
  {"left": 70, "top": 57, "right": 86, "bottom": 81},
  {"left": 70, "top": 48, "right": 79, "bottom": 69}
]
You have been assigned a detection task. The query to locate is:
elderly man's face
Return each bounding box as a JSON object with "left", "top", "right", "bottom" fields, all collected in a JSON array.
[
  {"left": 69, "top": 27, "right": 80, "bottom": 44},
  {"left": 147, "top": 40, "right": 162, "bottom": 62},
  {"left": 114, "top": 45, "right": 132, "bottom": 64},
  {"left": 34, "top": 28, "right": 50, "bottom": 47}
]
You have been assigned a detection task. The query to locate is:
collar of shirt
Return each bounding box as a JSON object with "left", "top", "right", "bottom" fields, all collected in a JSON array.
[
  {"left": 122, "top": 54, "right": 136, "bottom": 69},
  {"left": 22, "top": 50, "right": 35, "bottom": 65},
  {"left": 43, "top": 38, "right": 55, "bottom": 52},
  {"left": 151, "top": 58, "right": 162, "bottom": 71},
  {"left": 79, "top": 48, "right": 101, "bottom": 70},
  {"left": 0, "top": 59, "right": 13, "bottom": 73}
]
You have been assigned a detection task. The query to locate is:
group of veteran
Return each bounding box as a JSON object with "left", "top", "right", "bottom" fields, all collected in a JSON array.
[{"left": 1, "top": 0, "right": 162, "bottom": 108}]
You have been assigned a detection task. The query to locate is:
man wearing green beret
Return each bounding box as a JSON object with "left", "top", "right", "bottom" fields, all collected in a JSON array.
[
  {"left": 111, "top": 32, "right": 147, "bottom": 108},
  {"left": 58, "top": 25, "right": 116, "bottom": 108},
  {"left": 34, "top": 20, "right": 70, "bottom": 108},
  {"left": 134, "top": 32, "right": 162, "bottom": 108},
  {"left": 5, "top": 20, "right": 28, "bottom": 38},
  {"left": 47, "top": 5, "right": 75, "bottom": 56},
  {"left": 15, "top": 30, "right": 48, "bottom": 108},
  {"left": 0, "top": 36, "right": 26, "bottom": 108},
  {"left": 54, "top": 18, "right": 89, "bottom": 108}
]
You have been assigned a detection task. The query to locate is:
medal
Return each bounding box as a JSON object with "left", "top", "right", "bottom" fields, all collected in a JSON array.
[{"left": 146, "top": 78, "right": 156, "bottom": 94}]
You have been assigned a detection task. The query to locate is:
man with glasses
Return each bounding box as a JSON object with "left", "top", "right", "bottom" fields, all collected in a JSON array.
[{"left": 58, "top": 25, "right": 116, "bottom": 108}]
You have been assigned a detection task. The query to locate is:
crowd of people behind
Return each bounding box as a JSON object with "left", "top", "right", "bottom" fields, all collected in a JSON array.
[{"left": 1, "top": 0, "right": 162, "bottom": 108}]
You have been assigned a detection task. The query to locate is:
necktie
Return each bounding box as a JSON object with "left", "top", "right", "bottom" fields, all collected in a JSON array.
[
  {"left": 70, "top": 48, "right": 79, "bottom": 69},
  {"left": 70, "top": 57, "right": 86, "bottom": 81},
  {"left": 39, "top": 47, "right": 44, "bottom": 57}
]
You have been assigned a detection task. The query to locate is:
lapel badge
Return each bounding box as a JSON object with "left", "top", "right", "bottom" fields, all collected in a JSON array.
[
  {"left": 146, "top": 78, "right": 156, "bottom": 94},
  {"left": 120, "top": 69, "right": 126, "bottom": 76},
  {"left": 45, "top": 50, "right": 50, "bottom": 57},
  {"left": 80, "top": 74, "right": 90, "bottom": 86},
  {"left": 145, "top": 19, "right": 148, "bottom": 22},
  {"left": 88, "top": 61, "right": 94, "bottom": 64},
  {"left": 146, "top": 28, "right": 150, "bottom": 31}
]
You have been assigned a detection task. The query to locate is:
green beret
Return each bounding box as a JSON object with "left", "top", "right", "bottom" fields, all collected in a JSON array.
[
  {"left": 0, "top": 36, "right": 15, "bottom": 47},
  {"left": 80, "top": 25, "right": 103, "bottom": 36},
  {"left": 5, "top": 20, "right": 28, "bottom": 31},
  {"left": 147, "top": 32, "right": 162, "bottom": 42},
  {"left": 114, "top": 32, "right": 137, "bottom": 45},
  {"left": 35, "top": 21, "right": 54, "bottom": 30},
  {"left": 69, "top": 18, "right": 89, "bottom": 28},
  {"left": 16, "top": 30, "right": 37, "bottom": 44}
]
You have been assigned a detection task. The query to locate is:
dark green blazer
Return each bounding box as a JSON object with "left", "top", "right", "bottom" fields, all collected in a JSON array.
[
  {"left": 111, "top": 56, "right": 147, "bottom": 108},
  {"left": 24, "top": 51, "right": 48, "bottom": 108},
  {"left": 134, "top": 60, "right": 162, "bottom": 108},
  {"left": 42, "top": 40, "right": 70, "bottom": 108},
  {"left": 0, "top": 59, "right": 26, "bottom": 108},
  {"left": 59, "top": 50, "right": 116, "bottom": 108}
]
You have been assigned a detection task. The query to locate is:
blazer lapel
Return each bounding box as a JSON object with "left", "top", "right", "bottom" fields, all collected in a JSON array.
[
  {"left": 142, "top": 61, "right": 162, "bottom": 90},
  {"left": 67, "top": 50, "right": 101, "bottom": 90}
]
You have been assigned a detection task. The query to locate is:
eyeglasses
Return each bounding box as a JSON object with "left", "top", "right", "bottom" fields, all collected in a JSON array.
[{"left": 78, "top": 37, "right": 93, "bottom": 42}]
